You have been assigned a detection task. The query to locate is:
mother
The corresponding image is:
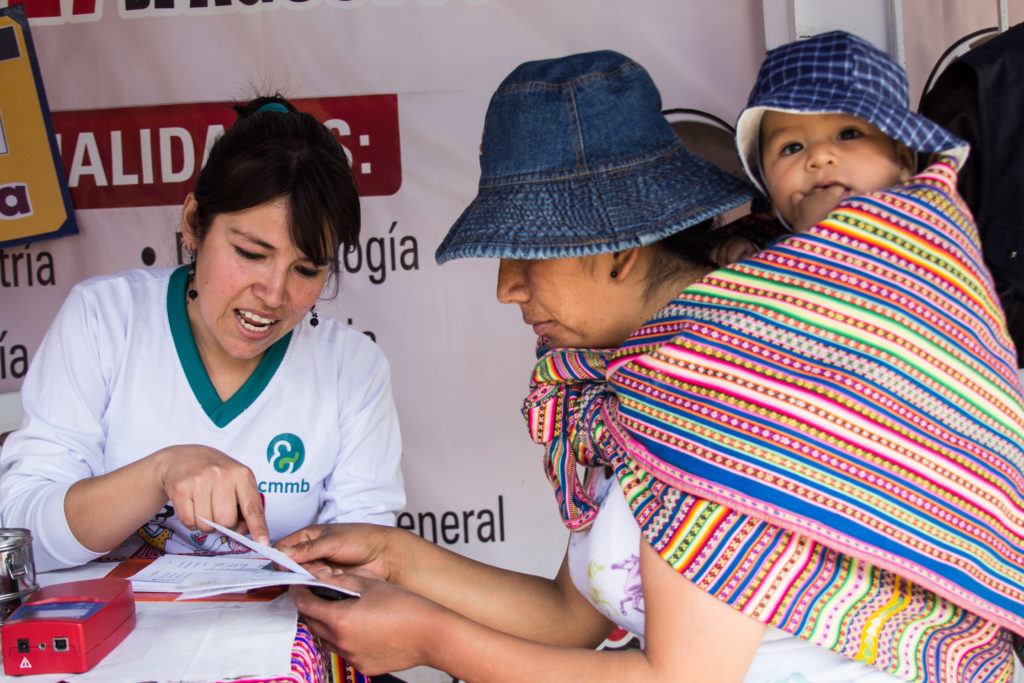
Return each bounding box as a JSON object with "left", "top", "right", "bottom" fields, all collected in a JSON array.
[{"left": 285, "top": 52, "right": 1024, "bottom": 682}]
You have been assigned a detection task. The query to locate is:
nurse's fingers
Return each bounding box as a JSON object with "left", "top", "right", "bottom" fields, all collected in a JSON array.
[
  {"left": 237, "top": 482, "right": 270, "bottom": 546},
  {"left": 191, "top": 483, "right": 216, "bottom": 533},
  {"left": 171, "top": 477, "right": 212, "bottom": 532},
  {"left": 210, "top": 481, "right": 241, "bottom": 531}
]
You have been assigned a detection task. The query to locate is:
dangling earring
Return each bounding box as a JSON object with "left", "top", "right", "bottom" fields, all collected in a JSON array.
[
  {"left": 187, "top": 256, "right": 198, "bottom": 301},
  {"left": 610, "top": 270, "right": 618, "bottom": 279},
  {"left": 309, "top": 306, "right": 319, "bottom": 328}
]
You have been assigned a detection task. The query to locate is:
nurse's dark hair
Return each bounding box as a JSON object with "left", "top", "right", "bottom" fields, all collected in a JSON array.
[{"left": 186, "top": 94, "right": 359, "bottom": 279}]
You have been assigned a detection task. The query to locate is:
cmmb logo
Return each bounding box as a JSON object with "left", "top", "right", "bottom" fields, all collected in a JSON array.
[
  {"left": 266, "top": 433, "right": 305, "bottom": 474},
  {"left": 259, "top": 433, "right": 310, "bottom": 495}
]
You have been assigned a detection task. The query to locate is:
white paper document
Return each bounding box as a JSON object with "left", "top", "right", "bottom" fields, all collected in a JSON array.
[
  {"left": 127, "top": 518, "right": 358, "bottom": 600},
  {"left": 130, "top": 555, "right": 274, "bottom": 592}
]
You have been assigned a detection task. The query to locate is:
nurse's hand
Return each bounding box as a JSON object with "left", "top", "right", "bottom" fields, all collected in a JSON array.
[{"left": 155, "top": 444, "right": 270, "bottom": 545}]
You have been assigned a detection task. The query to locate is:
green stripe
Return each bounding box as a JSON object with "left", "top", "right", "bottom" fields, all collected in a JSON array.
[{"left": 166, "top": 265, "right": 292, "bottom": 428}]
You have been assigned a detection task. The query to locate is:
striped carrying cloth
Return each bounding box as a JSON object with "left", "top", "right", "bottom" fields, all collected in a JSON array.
[{"left": 524, "top": 158, "right": 1024, "bottom": 682}]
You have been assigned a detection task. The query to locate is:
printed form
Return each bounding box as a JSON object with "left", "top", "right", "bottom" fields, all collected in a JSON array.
[{"left": 129, "top": 518, "right": 358, "bottom": 600}]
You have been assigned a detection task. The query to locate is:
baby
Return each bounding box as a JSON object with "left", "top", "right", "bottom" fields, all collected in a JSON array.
[{"left": 716, "top": 31, "right": 966, "bottom": 261}]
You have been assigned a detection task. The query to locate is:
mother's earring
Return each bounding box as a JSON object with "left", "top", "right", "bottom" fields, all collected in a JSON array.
[
  {"left": 309, "top": 306, "right": 319, "bottom": 328},
  {"left": 610, "top": 270, "right": 619, "bottom": 279}
]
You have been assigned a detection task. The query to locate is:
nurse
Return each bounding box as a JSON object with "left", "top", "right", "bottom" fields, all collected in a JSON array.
[{"left": 0, "top": 96, "right": 405, "bottom": 572}]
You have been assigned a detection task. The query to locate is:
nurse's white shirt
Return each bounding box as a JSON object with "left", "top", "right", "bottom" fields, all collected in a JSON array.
[{"left": 0, "top": 267, "right": 405, "bottom": 571}]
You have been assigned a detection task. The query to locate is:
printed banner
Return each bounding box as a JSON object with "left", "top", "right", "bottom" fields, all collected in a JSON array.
[{"left": 54, "top": 94, "right": 401, "bottom": 209}]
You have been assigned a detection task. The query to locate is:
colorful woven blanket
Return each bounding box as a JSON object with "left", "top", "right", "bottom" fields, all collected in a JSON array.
[{"left": 524, "top": 159, "right": 1024, "bottom": 682}]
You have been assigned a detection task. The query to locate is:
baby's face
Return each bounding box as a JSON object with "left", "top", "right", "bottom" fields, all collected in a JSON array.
[{"left": 760, "top": 111, "right": 913, "bottom": 230}]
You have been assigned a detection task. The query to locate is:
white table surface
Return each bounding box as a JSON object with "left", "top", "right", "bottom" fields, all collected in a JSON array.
[{"left": 0, "top": 562, "right": 298, "bottom": 682}]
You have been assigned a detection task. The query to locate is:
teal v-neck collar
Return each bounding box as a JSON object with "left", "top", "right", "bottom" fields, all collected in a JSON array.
[{"left": 167, "top": 265, "right": 292, "bottom": 428}]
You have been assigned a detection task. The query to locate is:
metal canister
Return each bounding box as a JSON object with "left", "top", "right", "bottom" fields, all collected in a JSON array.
[{"left": 0, "top": 528, "right": 37, "bottom": 623}]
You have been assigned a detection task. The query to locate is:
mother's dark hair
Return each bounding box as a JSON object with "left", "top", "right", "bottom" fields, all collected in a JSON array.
[
  {"left": 187, "top": 95, "right": 359, "bottom": 279},
  {"left": 643, "top": 218, "right": 718, "bottom": 299},
  {"left": 644, "top": 214, "right": 787, "bottom": 299}
]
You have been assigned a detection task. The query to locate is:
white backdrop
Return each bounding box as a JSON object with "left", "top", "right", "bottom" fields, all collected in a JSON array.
[
  {"left": 1, "top": 3, "right": 1023, "bottom": 667},
  {"left": 1, "top": 0, "right": 773, "bottom": 583}
]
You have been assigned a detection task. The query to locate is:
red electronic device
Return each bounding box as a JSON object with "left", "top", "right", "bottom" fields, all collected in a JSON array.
[{"left": 1, "top": 577, "right": 135, "bottom": 676}]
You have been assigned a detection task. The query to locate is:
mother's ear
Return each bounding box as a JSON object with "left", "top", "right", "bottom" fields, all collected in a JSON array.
[{"left": 609, "top": 247, "right": 643, "bottom": 281}]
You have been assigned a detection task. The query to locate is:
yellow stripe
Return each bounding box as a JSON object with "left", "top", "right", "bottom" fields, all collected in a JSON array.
[{"left": 855, "top": 574, "right": 913, "bottom": 663}]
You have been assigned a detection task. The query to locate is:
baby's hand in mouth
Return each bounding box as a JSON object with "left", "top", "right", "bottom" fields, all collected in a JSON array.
[{"left": 793, "top": 184, "right": 849, "bottom": 231}]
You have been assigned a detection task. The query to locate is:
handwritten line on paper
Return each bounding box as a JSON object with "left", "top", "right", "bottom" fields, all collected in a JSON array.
[
  {"left": 197, "top": 517, "right": 313, "bottom": 577},
  {"left": 131, "top": 556, "right": 272, "bottom": 591}
]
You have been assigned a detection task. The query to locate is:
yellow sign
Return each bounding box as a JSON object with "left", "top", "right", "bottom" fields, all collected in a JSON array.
[{"left": 0, "top": 6, "right": 76, "bottom": 247}]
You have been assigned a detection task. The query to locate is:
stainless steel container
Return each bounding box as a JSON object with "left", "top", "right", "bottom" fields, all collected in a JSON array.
[{"left": 0, "top": 528, "right": 37, "bottom": 623}]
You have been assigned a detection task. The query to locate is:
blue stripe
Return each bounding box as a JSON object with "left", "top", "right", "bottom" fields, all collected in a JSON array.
[
  {"left": 771, "top": 545, "right": 828, "bottom": 628},
  {"left": 704, "top": 519, "right": 774, "bottom": 595},
  {"left": 632, "top": 426, "right": 1023, "bottom": 617}
]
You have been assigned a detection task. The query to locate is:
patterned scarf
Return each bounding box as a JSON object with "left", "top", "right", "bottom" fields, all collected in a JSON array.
[{"left": 523, "top": 159, "right": 1024, "bottom": 682}]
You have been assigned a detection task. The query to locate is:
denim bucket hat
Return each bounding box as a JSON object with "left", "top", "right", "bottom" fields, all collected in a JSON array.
[
  {"left": 435, "top": 50, "right": 753, "bottom": 263},
  {"left": 736, "top": 31, "right": 967, "bottom": 195}
]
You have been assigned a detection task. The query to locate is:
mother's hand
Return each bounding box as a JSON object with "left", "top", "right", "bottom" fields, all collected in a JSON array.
[
  {"left": 155, "top": 444, "right": 269, "bottom": 545},
  {"left": 276, "top": 523, "right": 397, "bottom": 580},
  {"left": 291, "top": 570, "right": 445, "bottom": 675}
]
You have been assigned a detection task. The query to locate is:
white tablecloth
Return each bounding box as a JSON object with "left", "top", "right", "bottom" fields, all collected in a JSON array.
[{"left": 1, "top": 562, "right": 298, "bottom": 682}]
